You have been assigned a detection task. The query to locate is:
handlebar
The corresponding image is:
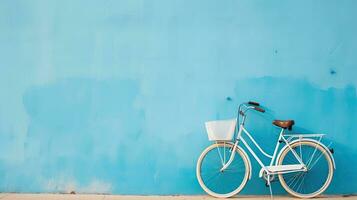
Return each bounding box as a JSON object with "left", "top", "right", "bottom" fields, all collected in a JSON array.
[
  {"left": 254, "top": 106, "right": 265, "bottom": 113},
  {"left": 237, "top": 101, "right": 265, "bottom": 126},
  {"left": 248, "top": 101, "right": 260, "bottom": 106},
  {"left": 239, "top": 101, "right": 265, "bottom": 114}
]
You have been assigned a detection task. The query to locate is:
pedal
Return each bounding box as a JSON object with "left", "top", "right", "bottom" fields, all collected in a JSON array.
[{"left": 264, "top": 178, "right": 277, "bottom": 187}]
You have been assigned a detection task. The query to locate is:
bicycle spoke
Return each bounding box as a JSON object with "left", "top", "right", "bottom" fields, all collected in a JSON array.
[
  {"left": 290, "top": 173, "right": 303, "bottom": 188},
  {"left": 306, "top": 143, "right": 319, "bottom": 167},
  {"left": 290, "top": 172, "right": 305, "bottom": 190},
  {"left": 224, "top": 168, "right": 245, "bottom": 173},
  {"left": 305, "top": 145, "right": 314, "bottom": 163},
  {"left": 296, "top": 173, "right": 307, "bottom": 193},
  {"left": 201, "top": 169, "right": 220, "bottom": 175},
  {"left": 286, "top": 172, "right": 302, "bottom": 186},
  {"left": 205, "top": 172, "right": 220, "bottom": 185},
  {"left": 308, "top": 150, "right": 325, "bottom": 170}
]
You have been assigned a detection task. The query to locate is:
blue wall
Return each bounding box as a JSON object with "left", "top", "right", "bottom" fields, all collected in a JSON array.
[{"left": 0, "top": 0, "right": 356, "bottom": 195}]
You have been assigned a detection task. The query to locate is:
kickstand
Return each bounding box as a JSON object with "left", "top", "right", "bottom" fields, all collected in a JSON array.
[{"left": 267, "top": 175, "right": 274, "bottom": 200}]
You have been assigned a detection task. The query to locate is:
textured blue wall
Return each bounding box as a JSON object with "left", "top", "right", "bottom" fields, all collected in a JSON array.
[{"left": 0, "top": 0, "right": 356, "bottom": 195}]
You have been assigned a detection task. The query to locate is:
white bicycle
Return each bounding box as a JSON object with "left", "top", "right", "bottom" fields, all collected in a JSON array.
[{"left": 196, "top": 101, "right": 335, "bottom": 198}]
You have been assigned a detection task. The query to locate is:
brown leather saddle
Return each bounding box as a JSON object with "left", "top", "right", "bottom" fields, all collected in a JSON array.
[{"left": 273, "top": 120, "right": 295, "bottom": 130}]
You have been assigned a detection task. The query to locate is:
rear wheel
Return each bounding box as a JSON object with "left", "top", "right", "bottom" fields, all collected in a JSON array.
[
  {"left": 277, "top": 141, "right": 334, "bottom": 198},
  {"left": 196, "top": 142, "right": 250, "bottom": 198}
]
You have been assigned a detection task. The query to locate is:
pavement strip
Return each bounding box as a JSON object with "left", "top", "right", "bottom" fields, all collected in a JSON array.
[{"left": 0, "top": 194, "right": 356, "bottom": 200}]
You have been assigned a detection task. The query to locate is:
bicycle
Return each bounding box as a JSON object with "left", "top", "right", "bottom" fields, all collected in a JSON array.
[{"left": 196, "top": 101, "right": 335, "bottom": 198}]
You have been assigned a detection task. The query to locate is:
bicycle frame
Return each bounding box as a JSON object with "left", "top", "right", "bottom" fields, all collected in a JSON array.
[{"left": 220, "top": 105, "right": 327, "bottom": 176}]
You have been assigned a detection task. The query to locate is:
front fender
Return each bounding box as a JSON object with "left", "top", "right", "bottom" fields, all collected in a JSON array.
[{"left": 275, "top": 138, "right": 336, "bottom": 169}]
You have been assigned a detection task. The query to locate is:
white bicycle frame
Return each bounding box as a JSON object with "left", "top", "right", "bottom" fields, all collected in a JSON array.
[{"left": 219, "top": 104, "right": 332, "bottom": 177}]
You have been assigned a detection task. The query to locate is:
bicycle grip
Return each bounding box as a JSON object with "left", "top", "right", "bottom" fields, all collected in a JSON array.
[
  {"left": 254, "top": 107, "right": 265, "bottom": 113},
  {"left": 248, "top": 101, "right": 260, "bottom": 106}
]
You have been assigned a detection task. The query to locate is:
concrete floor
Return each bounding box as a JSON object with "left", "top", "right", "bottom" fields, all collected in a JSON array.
[{"left": 0, "top": 194, "right": 356, "bottom": 200}]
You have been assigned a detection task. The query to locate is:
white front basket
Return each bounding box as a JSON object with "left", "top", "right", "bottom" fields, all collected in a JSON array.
[{"left": 205, "top": 119, "right": 237, "bottom": 141}]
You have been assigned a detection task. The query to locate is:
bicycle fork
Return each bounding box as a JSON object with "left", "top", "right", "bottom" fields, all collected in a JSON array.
[
  {"left": 220, "top": 124, "right": 244, "bottom": 171},
  {"left": 220, "top": 140, "right": 239, "bottom": 171}
]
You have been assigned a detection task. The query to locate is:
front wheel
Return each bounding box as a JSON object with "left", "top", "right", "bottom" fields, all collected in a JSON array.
[
  {"left": 277, "top": 141, "right": 334, "bottom": 198},
  {"left": 196, "top": 142, "right": 250, "bottom": 198}
]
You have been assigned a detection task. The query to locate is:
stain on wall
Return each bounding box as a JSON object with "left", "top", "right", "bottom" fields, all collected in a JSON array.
[{"left": 0, "top": 0, "right": 357, "bottom": 195}]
